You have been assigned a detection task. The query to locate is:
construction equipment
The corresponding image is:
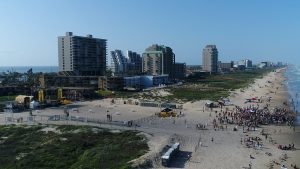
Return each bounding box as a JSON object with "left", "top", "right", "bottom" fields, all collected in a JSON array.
[
  {"left": 57, "top": 88, "right": 71, "bottom": 105},
  {"left": 38, "top": 90, "right": 44, "bottom": 102},
  {"left": 59, "top": 97, "right": 71, "bottom": 105},
  {"left": 158, "top": 108, "right": 177, "bottom": 117}
]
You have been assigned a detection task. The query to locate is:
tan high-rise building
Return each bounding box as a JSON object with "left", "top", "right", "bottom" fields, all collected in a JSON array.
[
  {"left": 142, "top": 44, "right": 175, "bottom": 78},
  {"left": 202, "top": 45, "right": 218, "bottom": 73},
  {"left": 58, "top": 32, "right": 107, "bottom": 76}
]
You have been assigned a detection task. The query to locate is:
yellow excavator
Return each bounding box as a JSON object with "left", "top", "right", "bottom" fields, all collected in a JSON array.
[
  {"left": 158, "top": 108, "right": 177, "bottom": 117},
  {"left": 38, "top": 88, "right": 71, "bottom": 105},
  {"left": 58, "top": 88, "right": 71, "bottom": 105}
]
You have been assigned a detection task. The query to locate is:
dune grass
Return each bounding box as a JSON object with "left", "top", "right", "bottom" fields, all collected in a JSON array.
[
  {"left": 167, "top": 69, "right": 274, "bottom": 102},
  {"left": 0, "top": 95, "right": 17, "bottom": 102},
  {"left": 0, "top": 125, "right": 148, "bottom": 169}
]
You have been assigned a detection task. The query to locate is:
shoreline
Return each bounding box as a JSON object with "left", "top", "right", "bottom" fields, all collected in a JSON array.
[
  {"left": 227, "top": 67, "right": 300, "bottom": 168},
  {"left": 171, "top": 67, "right": 300, "bottom": 169}
]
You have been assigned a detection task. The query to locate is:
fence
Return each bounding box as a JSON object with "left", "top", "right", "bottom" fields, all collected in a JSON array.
[
  {"left": 3, "top": 114, "right": 135, "bottom": 128},
  {"left": 140, "top": 101, "right": 178, "bottom": 109}
]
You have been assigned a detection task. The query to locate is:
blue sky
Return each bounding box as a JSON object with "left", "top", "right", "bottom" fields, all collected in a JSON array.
[{"left": 0, "top": 0, "right": 299, "bottom": 66}]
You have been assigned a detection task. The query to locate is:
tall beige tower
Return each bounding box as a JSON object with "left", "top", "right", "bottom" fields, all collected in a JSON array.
[
  {"left": 58, "top": 32, "right": 107, "bottom": 76},
  {"left": 142, "top": 44, "right": 175, "bottom": 78},
  {"left": 202, "top": 45, "right": 218, "bottom": 73}
]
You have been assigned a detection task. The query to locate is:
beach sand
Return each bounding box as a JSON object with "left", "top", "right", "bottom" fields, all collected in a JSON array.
[
  {"left": 0, "top": 68, "right": 299, "bottom": 169},
  {"left": 174, "top": 68, "right": 300, "bottom": 169}
]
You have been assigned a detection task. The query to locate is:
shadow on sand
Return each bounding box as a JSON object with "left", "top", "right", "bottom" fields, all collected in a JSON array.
[{"left": 168, "top": 151, "right": 193, "bottom": 168}]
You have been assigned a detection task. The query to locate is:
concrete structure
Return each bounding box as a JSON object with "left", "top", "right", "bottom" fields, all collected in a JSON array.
[
  {"left": 174, "top": 63, "right": 186, "bottom": 79},
  {"left": 219, "top": 61, "right": 233, "bottom": 72},
  {"left": 244, "top": 59, "right": 252, "bottom": 68},
  {"left": 186, "top": 65, "right": 202, "bottom": 73},
  {"left": 258, "top": 61, "right": 272, "bottom": 68},
  {"left": 202, "top": 45, "right": 218, "bottom": 73},
  {"left": 107, "top": 77, "right": 124, "bottom": 91},
  {"left": 232, "top": 59, "right": 252, "bottom": 70},
  {"left": 58, "top": 32, "right": 107, "bottom": 76},
  {"left": 142, "top": 44, "right": 175, "bottom": 78},
  {"left": 39, "top": 74, "right": 107, "bottom": 91}
]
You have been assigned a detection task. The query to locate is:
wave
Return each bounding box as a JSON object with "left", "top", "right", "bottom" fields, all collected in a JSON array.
[{"left": 286, "top": 65, "right": 300, "bottom": 124}]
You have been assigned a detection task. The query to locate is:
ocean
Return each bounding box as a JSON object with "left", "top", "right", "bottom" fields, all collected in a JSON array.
[
  {"left": 285, "top": 65, "right": 300, "bottom": 124},
  {"left": 0, "top": 66, "right": 58, "bottom": 73}
]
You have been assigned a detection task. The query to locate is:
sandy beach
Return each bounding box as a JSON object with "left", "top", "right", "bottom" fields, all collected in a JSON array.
[{"left": 0, "top": 68, "right": 299, "bottom": 169}]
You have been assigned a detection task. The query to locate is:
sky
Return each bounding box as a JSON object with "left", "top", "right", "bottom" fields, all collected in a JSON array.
[{"left": 0, "top": 0, "right": 299, "bottom": 66}]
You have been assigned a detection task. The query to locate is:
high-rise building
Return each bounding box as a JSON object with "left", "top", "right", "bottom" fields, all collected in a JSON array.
[
  {"left": 202, "top": 45, "right": 218, "bottom": 73},
  {"left": 111, "top": 50, "right": 128, "bottom": 76},
  {"left": 142, "top": 44, "right": 175, "bottom": 78},
  {"left": 219, "top": 61, "right": 233, "bottom": 72},
  {"left": 127, "top": 50, "right": 142, "bottom": 75},
  {"left": 58, "top": 32, "right": 107, "bottom": 76},
  {"left": 110, "top": 50, "right": 142, "bottom": 76},
  {"left": 244, "top": 59, "right": 252, "bottom": 68},
  {"left": 174, "top": 63, "right": 186, "bottom": 79}
]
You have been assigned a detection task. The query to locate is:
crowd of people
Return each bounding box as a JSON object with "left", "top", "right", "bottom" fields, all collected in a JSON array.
[{"left": 211, "top": 104, "right": 295, "bottom": 131}]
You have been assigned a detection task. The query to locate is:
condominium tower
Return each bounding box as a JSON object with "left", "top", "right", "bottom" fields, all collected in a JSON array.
[
  {"left": 111, "top": 50, "right": 127, "bottom": 75},
  {"left": 202, "top": 45, "right": 218, "bottom": 73},
  {"left": 58, "top": 32, "right": 107, "bottom": 76},
  {"left": 142, "top": 44, "right": 175, "bottom": 78},
  {"left": 127, "top": 50, "right": 142, "bottom": 75},
  {"left": 110, "top": 50, "right": 142, "bottom": 76}
]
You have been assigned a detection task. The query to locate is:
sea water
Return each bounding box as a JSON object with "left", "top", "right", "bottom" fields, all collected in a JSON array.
[
  {"left": 0, "top": 66, "right": 58, "bottom": 73},
  {"left": 285, "top": 65, "right": 300, "bottom": 124}
]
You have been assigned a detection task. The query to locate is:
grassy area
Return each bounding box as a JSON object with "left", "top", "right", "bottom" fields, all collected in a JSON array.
[
  {"left": 167, "top": 68, "right": 274, "bottom": 102},
  {"left": 113, "top": 91, "right": 140, "bottom": 99},
  {"left": 0, "top": 125, "right": 148, "bottom": 169},
  {"left": 0, "top": 95, "right": 17, "bottom": 102},
  {"left": 96, "top": 90, "right": 113, "bottom": 97}
]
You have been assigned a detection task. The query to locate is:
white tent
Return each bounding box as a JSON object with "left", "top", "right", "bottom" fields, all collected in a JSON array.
[{"left": 30, "top": 101, "right": 39, "bottom": 109}]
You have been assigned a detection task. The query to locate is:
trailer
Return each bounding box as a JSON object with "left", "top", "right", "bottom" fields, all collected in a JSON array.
[{"left": 161, "top": 142, "right": 180, "bottom": 167}]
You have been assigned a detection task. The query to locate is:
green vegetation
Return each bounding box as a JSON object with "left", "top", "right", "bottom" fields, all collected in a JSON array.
[
  {"left": 167, "top": 68, "right": 274, "bottom": 102},
  {"left": 114, "top": 91, "right": 139, "bottom": 99},
  {"left": 0, "top": 95, "right": 16, "bottom": 102},
  {"left": 0, "top": 125, "right": 148, "bottom": 169},
  {"left": 96, "top": 90, "right": 113, "bottom": 97},
  {"left": 96, "top": 69, "right": 275, "bottom": 102}
]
